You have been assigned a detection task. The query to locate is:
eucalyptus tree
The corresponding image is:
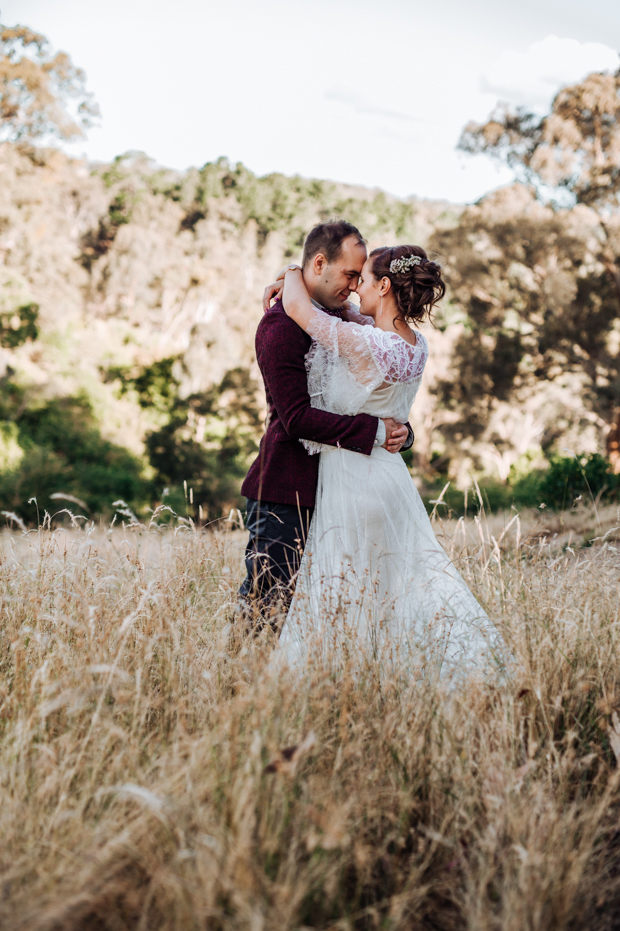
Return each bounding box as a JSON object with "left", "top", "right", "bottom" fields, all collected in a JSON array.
[
  {"left": 455, "top": 68, "right": 620, "bottom": 468},
  {"left": 429, "top": 185, "right": 620, "bottom": 474},
  {"left": 0, "top": 20, "right": 99, "bottom": 143}
]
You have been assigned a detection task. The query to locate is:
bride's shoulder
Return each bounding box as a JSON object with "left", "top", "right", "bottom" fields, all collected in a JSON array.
[
  {"left": 410, "top": 329, "right": 429, "bottom": 353},
  {"left": 364, "top": 328, "right": 429, "bottom": 382},
  {"left": 366, "top": 327, "right": 429, "bottom": 355}
]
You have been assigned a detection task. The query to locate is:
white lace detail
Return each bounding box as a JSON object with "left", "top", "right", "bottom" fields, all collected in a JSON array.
[
  {"left": 301, "top": 310, "right": 428, "bottom": 455},
  {"left": 341, "top": 304, "right": 374, "bottom": 327},
  {"left": 366, "top": 329, "right": 428, "bottom": 384}
]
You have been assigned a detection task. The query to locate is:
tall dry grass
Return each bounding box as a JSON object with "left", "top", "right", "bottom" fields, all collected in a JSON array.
[{"left": 1, "top": 504, "right": 620, "bottom": 930}]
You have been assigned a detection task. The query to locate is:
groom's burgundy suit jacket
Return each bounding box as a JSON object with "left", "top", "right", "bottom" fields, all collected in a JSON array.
[{"left": 241, "top": 299, "right": 378, "bottom": 508}]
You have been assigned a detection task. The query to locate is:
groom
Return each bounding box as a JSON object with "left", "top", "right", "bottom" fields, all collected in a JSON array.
[{"left": 238, "top": 220, "right": 414, "bottom": 631}]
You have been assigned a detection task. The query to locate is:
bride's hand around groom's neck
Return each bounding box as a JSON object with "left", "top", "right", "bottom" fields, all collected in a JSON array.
[
  {"left": 262, "top": 265, "right": 303, "bottom": 312},
  {"left": 263, "top": 281, "right": 283, "bottom": 312}
]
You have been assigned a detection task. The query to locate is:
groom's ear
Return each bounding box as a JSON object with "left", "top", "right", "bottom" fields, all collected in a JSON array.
[{"left": 312, "top": 253, "right": 327, "bottom": 276}]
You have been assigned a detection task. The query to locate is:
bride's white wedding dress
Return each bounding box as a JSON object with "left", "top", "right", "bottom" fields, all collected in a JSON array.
[{"left": 277, "top": 307, "right": 505, "bottom": 681}]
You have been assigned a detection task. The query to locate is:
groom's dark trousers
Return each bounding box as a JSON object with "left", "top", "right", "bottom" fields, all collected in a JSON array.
[
  {"left": 239, "top": 299, "right": 379, "bottom": 632},
  {"left": 238, "top": 499, "right": 314, "bottom": 623}
]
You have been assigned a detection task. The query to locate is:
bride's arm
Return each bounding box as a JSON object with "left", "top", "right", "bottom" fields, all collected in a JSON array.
[
  {"left": 283, "top": 268, "right": 428, "bottom": 392},
  {"left": 281, "top": 270, "right": 373, "bottom": 345},
  {"left": 281, "top": 271, "right": 372, "bottom": 331},
  {"left": 282, "top": 269, "right": 377, "bottom": 379},
  {"left": 281, "top": 268, "right": 319, "bottom": 331}
]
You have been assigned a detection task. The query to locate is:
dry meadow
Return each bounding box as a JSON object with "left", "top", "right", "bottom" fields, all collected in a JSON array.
[{"left": 1, "top": 504, "right": 620, "bottom": 930}]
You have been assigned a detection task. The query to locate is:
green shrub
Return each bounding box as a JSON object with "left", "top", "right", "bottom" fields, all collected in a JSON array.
[
  {"left": 0, "top": 394, "right": 150, "bottom": 522},
  {"left": 539, "top": 453, "right": 620, "bottom": 511},
  {"left": 511, "top": 466, "right": 545, "bottom": 508},
  {"left": 0, "top": 302, "right": 38, "bottom": 348},
  {"left": 145, "top": 367, "right": 261, "bottom": 521},
  {"left": 105, "top": 356, "right": 179, "bottom": 415},
  {"left": 420, "top": 453, "right": 618, "bottom": 517}
]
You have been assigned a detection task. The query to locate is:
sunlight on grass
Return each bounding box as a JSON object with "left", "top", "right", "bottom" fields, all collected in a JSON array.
[{"left": 1, "top": 504, "right": 620, "bottom": 929}]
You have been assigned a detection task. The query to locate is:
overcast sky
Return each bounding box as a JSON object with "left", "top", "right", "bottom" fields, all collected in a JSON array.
[{"left": 3, "top": 0, "right": 619, "bottom": 203}]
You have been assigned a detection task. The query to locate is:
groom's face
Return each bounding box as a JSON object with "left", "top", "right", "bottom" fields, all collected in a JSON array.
[{"left": 310, "top": 235, "right": 367, "bottom": 310}]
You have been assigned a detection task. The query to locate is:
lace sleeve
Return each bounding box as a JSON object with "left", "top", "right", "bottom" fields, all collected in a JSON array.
[
  {"left": 305, "top": 312, "right": 383, "bottom": 388},
  {"left": 305, "top": 310, "right": 428, "bottom": 387},
  {"left": 341, "top": 303, "right": 374, "bottom": 326}
]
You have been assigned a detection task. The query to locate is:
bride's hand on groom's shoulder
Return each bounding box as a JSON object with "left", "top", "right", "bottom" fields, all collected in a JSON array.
[
  {"left": 262, "top": 265, "right": 302, "bottom": 312},
  {"left": 262, "top": 281, "right": 283, "bottom": 312}
]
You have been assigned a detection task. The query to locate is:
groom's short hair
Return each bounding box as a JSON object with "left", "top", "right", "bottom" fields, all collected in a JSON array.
[{"left": 302, "top": 220, "right": 365, "bottom": 269}]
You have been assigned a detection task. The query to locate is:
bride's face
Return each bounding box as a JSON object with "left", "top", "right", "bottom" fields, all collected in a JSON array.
[{"left": 357, "top": 259, "right": 382, "bottom": 317}]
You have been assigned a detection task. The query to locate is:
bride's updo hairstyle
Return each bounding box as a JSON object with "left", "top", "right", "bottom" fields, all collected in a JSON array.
[{"left": 370, "top": 245, "right": 444, "bottom": 325}]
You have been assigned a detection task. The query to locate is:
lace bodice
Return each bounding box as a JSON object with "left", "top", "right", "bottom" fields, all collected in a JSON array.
[
  {"left": 306, "top": 311, "right": 428, "bottom": 389},
  {"left": 302, "top": 308, "right": 429, "bottom": 453}
]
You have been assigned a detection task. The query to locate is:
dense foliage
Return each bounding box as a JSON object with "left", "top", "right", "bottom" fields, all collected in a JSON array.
[
  {"left": 135, "top": 363, "right": 262, "bottom": 520},
  {"left": 0, "top": 389, "right": 149, "bottom": 519},
  {"left": 428, "top": 184, "right": 620, "bottom": 483}
]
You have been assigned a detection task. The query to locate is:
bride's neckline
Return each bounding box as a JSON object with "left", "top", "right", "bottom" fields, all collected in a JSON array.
[{"left": 378, "top": 326, "right": 420, "bottom": 349}]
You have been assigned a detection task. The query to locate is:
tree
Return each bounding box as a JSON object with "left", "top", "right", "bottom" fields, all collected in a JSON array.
[
  {"left": 0, "top": 21, "right": 99, "bottom": 143},
  {"left": 458, "top": 68, "right": 620, "bottom": 466},
  {"left": 459, "top": 70, "right": 620, "bottom": 298},
  {"left": 429, "top": 185, "right": 620, "bottom": 478}
]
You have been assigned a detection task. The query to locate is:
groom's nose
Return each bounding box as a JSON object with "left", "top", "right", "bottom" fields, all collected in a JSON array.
[{"left": 348, "top": 278, "right": 359, "bottom": 293}]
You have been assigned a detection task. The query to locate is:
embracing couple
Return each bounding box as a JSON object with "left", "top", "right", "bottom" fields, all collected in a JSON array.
[{"left": 238, "top": 221, "right": 503, "bottom": 680}]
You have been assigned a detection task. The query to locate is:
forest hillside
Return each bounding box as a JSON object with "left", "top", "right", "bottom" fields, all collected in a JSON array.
[
  {"left": 0, "top": 142, "right": 457, "bottom": 519},
  {"left": 1, "top": 56, "right": 620, "bottom": 522}
]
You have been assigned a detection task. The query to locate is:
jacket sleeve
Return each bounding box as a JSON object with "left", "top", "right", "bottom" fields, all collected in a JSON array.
[
  {"left": 257, "top": 310, "right": 378, "bottom": 455},
  {"left": 402, "top": 423, "right": 415, "bottom": 450}
]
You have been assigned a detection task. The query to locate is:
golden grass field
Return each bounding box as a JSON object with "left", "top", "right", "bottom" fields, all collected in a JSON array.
[{"left": 1, "top": 503, "right": 620, "bottom": 931}]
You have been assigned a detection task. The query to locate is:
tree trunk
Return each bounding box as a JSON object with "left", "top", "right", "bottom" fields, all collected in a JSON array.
[
  {"left": 598, "top": 221, "right": 620, "bottom": 312},
  {"left": 608, "top": 409, "right": 620, "bottom": 474},
  {"left": 601, "top": 250, "right": 620, "bottom": 310},
  {"left": 597, "top": 222, "right": 620, "bottom": 470}
]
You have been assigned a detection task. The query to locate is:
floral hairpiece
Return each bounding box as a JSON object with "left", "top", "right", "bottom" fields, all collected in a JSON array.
[{"left": 390, "top": 255, "right": 422, "bottom": 274}]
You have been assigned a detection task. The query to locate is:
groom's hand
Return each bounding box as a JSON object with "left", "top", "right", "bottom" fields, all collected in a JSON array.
[{"left": 381, "top": 419, "right": 408, "bottom": 453}]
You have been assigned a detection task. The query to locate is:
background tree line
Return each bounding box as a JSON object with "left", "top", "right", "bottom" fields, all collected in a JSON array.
[{"left": 0, "top": 16, "right": 619, "bottom": 523}]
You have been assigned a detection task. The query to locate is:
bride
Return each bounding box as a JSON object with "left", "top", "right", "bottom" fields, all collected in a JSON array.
[{"left": 271, "top": 246, "right": 505, "bottom": 681}]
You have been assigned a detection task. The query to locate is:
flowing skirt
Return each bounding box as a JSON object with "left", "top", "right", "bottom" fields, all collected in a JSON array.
[{"left": 277, "top": 446, "right": 505, "bottom": 681}]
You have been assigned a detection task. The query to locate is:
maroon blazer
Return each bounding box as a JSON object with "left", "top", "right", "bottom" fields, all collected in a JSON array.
[{"left": 241, "top": 300, "right": 378, "bottom": 507}]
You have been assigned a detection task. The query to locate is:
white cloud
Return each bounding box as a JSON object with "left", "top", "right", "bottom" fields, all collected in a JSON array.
[
  {"left": 324, "top": 88, "right": 432, "bottom": 125},
  {"left": 482, "top": 35, "right": 619, "bottom": 110}
]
